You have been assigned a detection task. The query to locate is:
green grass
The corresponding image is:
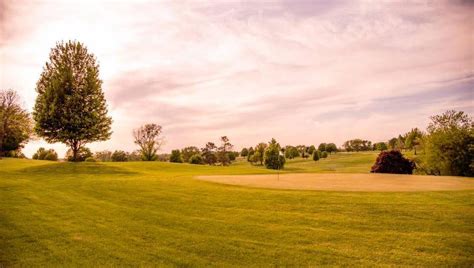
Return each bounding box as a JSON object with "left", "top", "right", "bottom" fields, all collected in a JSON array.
[{"left": 1, "top": 152, "right": 473, "bottom": 266}]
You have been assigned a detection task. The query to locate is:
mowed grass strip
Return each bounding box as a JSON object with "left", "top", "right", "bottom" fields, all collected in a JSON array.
[{"left": 1, "top": 153, "right": 473, "bottom": 266}]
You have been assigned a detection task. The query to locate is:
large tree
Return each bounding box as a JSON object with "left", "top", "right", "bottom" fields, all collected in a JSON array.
[
  {"left": 202, "top": 142, "right": 217, "bottom": 165},
  {"left": 133, "top": 124, "right": 163, "bottom": 161},
  {"left": 181, "top": 146, "right": 200, "bottom": 163},
  {"left": 33, "top": 41, "right": 112, "bottom": 161},
  {"left": 419, "top": 110, "right": 473, "bottom": 176},
  {"left": 0, "top": 89, "right": 32, "bottom": 157}
]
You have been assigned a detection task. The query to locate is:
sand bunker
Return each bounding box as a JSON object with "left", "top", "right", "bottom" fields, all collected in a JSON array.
[{"left": 196, "top": 173, "right": 474, "bottom": 192}]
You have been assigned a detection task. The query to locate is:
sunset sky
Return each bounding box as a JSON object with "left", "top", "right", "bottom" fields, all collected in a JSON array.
[{"left": 1, "top": 0, "right": 473, "bottom": 157}]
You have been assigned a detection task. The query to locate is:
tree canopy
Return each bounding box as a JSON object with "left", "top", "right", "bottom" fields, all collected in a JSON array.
[
  {"left": 0, "top": 89, "right": 32, "bottom": 157},
  {"left": 33, "top": 41, "right": 112, "bottom": 161},
  {"left": 133, "top": 124, "right": 163, "bottom": 161}
]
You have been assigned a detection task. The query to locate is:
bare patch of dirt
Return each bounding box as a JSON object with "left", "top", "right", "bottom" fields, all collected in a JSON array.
[{"left": 196, "top": 173, "right": 474, "bottom": 192}]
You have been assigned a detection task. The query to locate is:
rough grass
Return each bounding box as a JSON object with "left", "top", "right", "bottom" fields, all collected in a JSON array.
[{"left": 1, "top": 152, "right": 473, "bottom": 266}]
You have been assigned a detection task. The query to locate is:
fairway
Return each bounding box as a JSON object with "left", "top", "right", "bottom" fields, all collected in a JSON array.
[
  {"left": 1, "top": 154, "right": 474, "bottom": 266},
  {"left": 197, "top": 173, "right": 474, "bottom": 192}
]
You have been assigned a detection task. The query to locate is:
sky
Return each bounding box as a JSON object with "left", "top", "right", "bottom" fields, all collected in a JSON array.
[{"left": 1, "top": 0, "right": 473, "bottom": 157}]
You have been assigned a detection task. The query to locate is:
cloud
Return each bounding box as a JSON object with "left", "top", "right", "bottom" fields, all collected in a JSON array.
[{"left": 0, "top": 0, "right": 472, "bottom": 157}]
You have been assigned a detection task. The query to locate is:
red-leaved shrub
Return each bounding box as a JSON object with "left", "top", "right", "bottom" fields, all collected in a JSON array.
[{"left": 371, "top": 150, "right": 415, "bottom": 174}]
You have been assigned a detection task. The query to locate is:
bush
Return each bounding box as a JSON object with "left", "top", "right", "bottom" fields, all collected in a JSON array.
[
  {"left": 241, "top": 148, "right": 249, "bottom": 157},
  {"left": 33, "top": 148, "right": 58, "bottom": 161},
  {"left": 321, "top": 151, "right": 328, "bottom": 158},
  {"left": 170, "top": 149, "right": 183, "bottom": 163},
  {"left": 312, "top": 150, "right": 320, "bottom": 161},
  {"left": 85, "top": 157, "right": 96, "bottom": 162},
  {"left": 44, "top": 152, "right": 58, "bottom": 161},
  {"left": 189, "top": 154, "right": 204, "bottom": 164},
  {"left": 228, "top": 151, "right": 237, "bottom": 161},
  {"left": 111, "top": 150, "right": 128, "bottom": 162},
  {"left": 371, "top": 150, "right": 415, "bottom": 174}
]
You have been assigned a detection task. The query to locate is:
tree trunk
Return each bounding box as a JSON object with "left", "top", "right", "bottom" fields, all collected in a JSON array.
[{"left": 71, "top": 141, "right": 79, "bottom": 162}]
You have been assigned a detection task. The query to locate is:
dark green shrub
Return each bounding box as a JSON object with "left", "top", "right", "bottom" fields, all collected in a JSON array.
[
  {"left": 321, "top": 151, "right": 328, "bottom": 158},
  {"left": 85, "top": 157, "right": 96, "bottom": 162},
  {"left": 111, "top": 150, "right": 128, "bottom": 162},
  {"left": 170, "top": 149, "right": 183, "bottom": 163},
  {"left": 189, "top": 154, "right": 204, "bottom": 164},
  {"left": 312, "top": 150, "right": 320, "bottom": 161}
]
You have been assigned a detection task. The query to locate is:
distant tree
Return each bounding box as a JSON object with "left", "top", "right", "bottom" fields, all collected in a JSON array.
[
  {"left": 321, "top": 151, "right": 328, "bottom": 158},
  {"left": 133, "top": 124, "right": 163, "bottom": 161},
  {"left": 404, "top": 128, "right": 424, "bottom": 155},
  {"left": 169, "top": 149, "right": 183, "bottom": 163},
  {"left": 128, "top": 150, "right": 144, "bottom": 161},
  {"left": 33, "top": 41, "right": 112, "bottom": 162},
  {"left": 66, "top": 147, "right": 92, "bottom": 162},
  {"left": 95, "top": 150, "right": 112, "bottom": 162},
  {"left": 374, "top": 142, "right": 388, "bottom": 151},
  {"left": 284, "top": 146, "right": 299, "bottom": 159},
  {"left": 307, "top": 145, "right": 316, "bottom": 155},
  {"left": 240, "top": 147, "right": 249, "bottom": 157},
  {"left": 296, "top": 145, "right": 308, "bottom": 158},
  {"left": 181, "top": 146, "right": 200, "bottom": 163},
  {"left": 419, "top": 110, "right": 473, "bottom": 176},
  {"left": 318, "top": 143, "right": 327, "bottom": 152},
  {"left": 252, "top": 143, "right": 267, "bottom": 165},
  {"left": 217, "top": 136, "right": 233, "bottom": 166},
  {"left": 326, "top": 143, "right": 338, "bottom": 154},
  {"left": 371, "top": 150, "right": 415, "bottom": 174},
  {"left": 189, "top": 154, "right": 204, "bottom": 165},
  {"left": 264, "top": 138, "right": 285, "bottom": 170},
  {"left": 202, "top": 142, "right": 217, "bottom": 165},
  {"left": 228, "top": 151, "right": 238, "bottom": 161},
  {"left": 343, "top": 139, "right": 372, "bottom": 152},
  {"left": 388, "top": 137, "right": 398, "bottom": 150},
  {"left": 32, "top": 147, "right": 58, "bottom": 161},
  {"left": 111, "top": 150, "right": 128, "bottom": 162},
  {"left": 0, "top": 89, "right": 32, "bottom": 157},
  {"left": 312, "top": 150, "right": 320, "bottom": 161}
]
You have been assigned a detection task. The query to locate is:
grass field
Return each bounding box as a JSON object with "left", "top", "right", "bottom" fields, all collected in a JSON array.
[{"left": 1, "top": 152, "right": 473, "bottom": 266}]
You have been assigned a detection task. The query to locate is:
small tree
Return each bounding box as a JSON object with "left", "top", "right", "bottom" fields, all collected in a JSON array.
[
  {"left": 307, "top": 145, "right": 316, "bottom": 155},
  {"left": 253, "top": 143, "right": 267, "bottom": 165},
  {"left": 111, "top": 150, "right": 128, "bottom": 162},
  {"left": 264, "top": 138, "right": 285, "bottom": 170},
  {"left": 318, "top": 143, "right": 327, "bottom": 152},
  {"left": 181, "top": 146, "right": 200, "bottom": 163},
  {"left": 169, "top": 149, "right": 183, "bottom": 163},
  {"left": 133, "top": 124, "right": 163, "bottom": 161},
  {"left": 312, "top": 150, "right": 320, "bottom": 161},
  {"left": 376, "top": 142, "right": 388, "bottom": 151},
  {"left": 202, "top": 142, "right": 217, "bottom": 165},
  {"left": 0, "top": 89, "right": 32, "bottom": 157},
  {"left": 189, "top": 154, "right": 204, "bottom": 165},
  {"left": 371, "top": 150, "right": 415, "bottom": 174},
  {"left": 296, "top": 145, "right": 307, "bottom": 158},
  {"left": 240, "top": 148, "right": 249, "bottom": 157},
  {"left": 33, "top": 41, "right": 112, "bottom": 161},
  {"left": 217, "top": 136, "right": 233, "bottom": 166},
  {"left": 321, "top": 151, "right": 328, "bottom": 158},
  {"left": 326, "top": 143, "right": 337, "bottom": 154}
]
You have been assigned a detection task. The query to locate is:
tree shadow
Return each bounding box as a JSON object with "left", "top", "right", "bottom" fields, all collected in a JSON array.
[{"left": 18, "top": 162, "right": 137, "bottom": 176}]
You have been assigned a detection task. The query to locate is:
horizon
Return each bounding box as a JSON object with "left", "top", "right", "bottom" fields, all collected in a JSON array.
[{"left": 1, "top": 0, "right": 473, "bottom": 157}]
